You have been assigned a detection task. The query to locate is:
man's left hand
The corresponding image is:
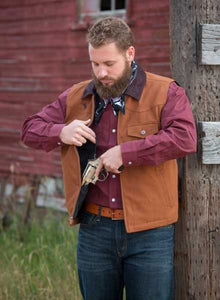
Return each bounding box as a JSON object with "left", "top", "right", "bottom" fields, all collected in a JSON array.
[{"left": 95, "top": 145, "right": 123, "bottom": 177}]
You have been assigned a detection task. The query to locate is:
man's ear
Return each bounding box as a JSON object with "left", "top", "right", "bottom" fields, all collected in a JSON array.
[{"left": 126, "top": 46, "right": 135, "bottom": 63}]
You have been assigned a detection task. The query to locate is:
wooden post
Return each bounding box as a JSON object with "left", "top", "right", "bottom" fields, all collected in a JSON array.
[{"left": 169, "top": 1, "right": 220, "bottom": 299}]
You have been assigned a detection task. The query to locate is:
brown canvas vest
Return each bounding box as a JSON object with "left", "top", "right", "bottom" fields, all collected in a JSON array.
[{"left": 61, "top": 72, "right": 178, "bottom": 233}]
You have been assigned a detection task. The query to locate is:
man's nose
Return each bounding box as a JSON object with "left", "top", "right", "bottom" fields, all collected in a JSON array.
[{"left": 98, "top": 67, "right": 108, "bottom": 79}]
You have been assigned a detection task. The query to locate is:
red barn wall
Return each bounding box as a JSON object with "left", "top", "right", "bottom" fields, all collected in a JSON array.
[{"left": 0, "top": 0, "right": 170, "bottom": 180}]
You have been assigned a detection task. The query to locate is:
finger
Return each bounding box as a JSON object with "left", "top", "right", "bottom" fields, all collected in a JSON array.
[
  {"left": 85, "top": 134, "right": 96, "bottom": 144},
  {"left": 76, "top": 136, "right": 87, "bottom": 144},
  {"left": 113, "top": 169, "right": 121, "bottom": 174},
  {"left": 72, "top": 138, "right": 82, "bottom": 146},
  {"left": 105, "top": 166, "right": 121, "bottom": 174},
  {"left": 79, "top": 120, "right": 96, "bottom": 137},
  {"left": 82, "top": 119, "right": 91, "bottom": 125},
  {"left": 72, "top": 132, "right": 88, "bottom": 145},
  {"left": 95, "top": 160, "right": 104, "bottom": 178},
  {"left": 80, "top": 124, "right": 96, "bottom": 138},
  {"left": 78, "top": 128, "right": 96, "bottom": 144}
]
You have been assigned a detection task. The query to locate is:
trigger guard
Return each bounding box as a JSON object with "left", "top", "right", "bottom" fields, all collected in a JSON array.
[{"left": 98, "top": 169, "right": 109, "bottom": 182}]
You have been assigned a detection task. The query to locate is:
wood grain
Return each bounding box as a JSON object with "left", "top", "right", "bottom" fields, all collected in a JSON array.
[
  {"left": 199, "top": 24, "right": 220, "bottom": 65},
  {"left": 200, "top": 122, "right": 220, "bottom": 164},
  {"left": 170, "top": 0, "right": 220, "bottom": 299}
]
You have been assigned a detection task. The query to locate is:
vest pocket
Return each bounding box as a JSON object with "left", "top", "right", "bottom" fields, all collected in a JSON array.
[{"left": 127, "top": 123, "right": 159, "bottom": 139}]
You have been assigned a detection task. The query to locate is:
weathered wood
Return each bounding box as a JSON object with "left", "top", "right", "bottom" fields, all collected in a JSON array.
[
  {"left": 170, "top": 0, "right": 220, "bottom": 299},
  {"left": 0, "top": 78, "right": 75, "bottom": 93},
  {"left": 0, "top": 16, "right": 74, "bottom": 35},
  {"left": 0, "top": 61, "right": 90, "bottom": 78},
  {"left": 0, "top": 48, "right": 89, "bottom": 63},
  {"left": 198, "top": 24, "right": 220, "bottom": 65},
  {"left": 0, "top": 32, "right": 87, "bottom": 50},
  {"left": 200, "top": 122, "right": 220, "bottom": 164},
  {"left": 0, "top": 1, "right": 76, "bottom": 21},
  {"left": 0, "top": 0, "right": 59, "bottom": 7}
]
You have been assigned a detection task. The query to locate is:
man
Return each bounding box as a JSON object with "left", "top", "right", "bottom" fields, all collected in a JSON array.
[{"left": 22, "top": 17, "right": 197, "bottom": 300}]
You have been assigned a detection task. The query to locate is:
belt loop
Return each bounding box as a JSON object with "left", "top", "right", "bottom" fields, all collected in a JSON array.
[{"left": 96, "top": 205, "right": 102, "bottom": 222}]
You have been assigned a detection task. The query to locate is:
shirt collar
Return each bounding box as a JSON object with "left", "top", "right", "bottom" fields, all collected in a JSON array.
[{"left": 81, "top": 62, "right": 146, "bottom": 100}]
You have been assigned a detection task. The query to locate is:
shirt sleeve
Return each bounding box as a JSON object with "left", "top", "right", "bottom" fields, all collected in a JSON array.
[
  {"left": 120, "top": 81, "right": 197, "bottom": 167},
  {"left": 21, "top": 88, "right": 70, "bottom": 152}
]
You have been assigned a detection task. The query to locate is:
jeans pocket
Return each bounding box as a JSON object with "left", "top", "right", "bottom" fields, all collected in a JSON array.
[{"left": 79, "top": 211, "right": 99, "bottom": 228}]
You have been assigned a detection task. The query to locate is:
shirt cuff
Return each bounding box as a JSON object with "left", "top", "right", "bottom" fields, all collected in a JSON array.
[
  {"left": 120, "top": 140, "right": 140, "bottom": 167},
  {"left": 50, "top": 123, "right": 66, "bottom": 145}
]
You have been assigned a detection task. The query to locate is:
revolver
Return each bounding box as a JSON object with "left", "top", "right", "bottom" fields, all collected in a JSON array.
[{"left": 82, "top": 158, "right": 107, "bottom": 186}]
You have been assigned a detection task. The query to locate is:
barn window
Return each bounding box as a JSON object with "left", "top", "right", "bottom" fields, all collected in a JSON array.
[
  {"left": 78, "top": 0, "right": 127, "bottom": 20},
  {"left": 100, "top": 0, "right": 126, "bottom": 12}
]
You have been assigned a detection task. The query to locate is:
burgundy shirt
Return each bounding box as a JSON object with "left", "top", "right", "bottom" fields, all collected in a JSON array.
[{"left": 22, "top": 66, "right": 197, "bottom": 209}]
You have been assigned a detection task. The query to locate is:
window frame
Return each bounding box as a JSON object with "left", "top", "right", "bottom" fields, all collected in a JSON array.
[
  {"left": 79, "top": 0, "right": 127, "bottom": 20},
  {"left": 100, "top": 0, "right": 126, "bottom": 13},
  {"left": 72, "top": 0, "right": 128, "bottom": 31}
]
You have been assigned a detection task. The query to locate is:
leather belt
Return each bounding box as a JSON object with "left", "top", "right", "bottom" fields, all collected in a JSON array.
[{"left": 84, "top": 202, "right": 124, "bottom": 220}]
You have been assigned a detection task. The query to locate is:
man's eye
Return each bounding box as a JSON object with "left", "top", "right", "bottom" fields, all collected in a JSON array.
[
  {"left": 93, "top": 62, "right": 99, "bottom": 67},
  {"left": 106, "top": 63, "right": 114, "bottom": 67}
]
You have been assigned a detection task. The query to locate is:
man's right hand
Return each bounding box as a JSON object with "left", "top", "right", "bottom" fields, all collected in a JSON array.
[{"left": 59, "top": 119, "right": 96, "bottom": 146}]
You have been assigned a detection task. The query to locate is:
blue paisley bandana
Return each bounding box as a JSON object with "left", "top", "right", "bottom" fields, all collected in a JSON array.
[
  {"left": 94, "top": 60, "right": 138, "bottom": 123},
  {"left": 110, "top": 60, "right": 137, "bottom": 116}
]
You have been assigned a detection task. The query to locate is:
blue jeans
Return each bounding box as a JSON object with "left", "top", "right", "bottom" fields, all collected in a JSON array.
[{"left": 77, "top": 211, "right": 174, "bottom": 300}]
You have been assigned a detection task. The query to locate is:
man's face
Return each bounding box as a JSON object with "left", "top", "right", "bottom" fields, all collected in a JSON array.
[{"left": 89, "top": 42, "right": 135, "bottom": 99}]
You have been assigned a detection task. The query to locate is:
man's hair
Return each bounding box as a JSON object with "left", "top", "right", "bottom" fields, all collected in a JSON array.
[{"left": 87, "top": 17, "right": 134, "bottom": 51}]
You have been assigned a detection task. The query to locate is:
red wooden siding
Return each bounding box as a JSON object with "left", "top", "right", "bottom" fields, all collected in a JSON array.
[
  {"left": 0, "top": 0, "right": 170, "bottom": 179},
  {"left": 128, "top": 0, "right": 170, "bottom": 75}
]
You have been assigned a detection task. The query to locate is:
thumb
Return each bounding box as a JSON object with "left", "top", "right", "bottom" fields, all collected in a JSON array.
[{"left": 82, "top": 119, "right": 91, "bottom": 126}]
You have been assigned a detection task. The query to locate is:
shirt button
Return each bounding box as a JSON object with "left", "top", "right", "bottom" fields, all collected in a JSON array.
[
  {"left": 112, "top": 129, "right": 116, "bottom": 133},
  {"left": 140, "top": 130, "right": 146, "bottom": 135},
  {"left": 112, "top": 198, "right": 116, "bottom": 202},
  {"left": 112, "top": 174, "right": 116, "bottom": 178},
  {"left": 57, "top": 142, "right": 61, "bottom": 146},
  {"left": 128, "top": 161, "right": 132, "bottom": 165}
]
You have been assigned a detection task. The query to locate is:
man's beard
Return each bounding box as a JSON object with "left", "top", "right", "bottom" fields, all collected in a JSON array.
[{"left": 92, "top": 60, "right": 132, "bottom": 99}]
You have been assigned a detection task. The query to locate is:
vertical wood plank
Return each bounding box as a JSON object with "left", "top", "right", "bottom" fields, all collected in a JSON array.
[{"left": 170, "top": 0, "right": 220, "bottom": 299}]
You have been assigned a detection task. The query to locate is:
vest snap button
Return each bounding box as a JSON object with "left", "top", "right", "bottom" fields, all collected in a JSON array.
[{"left": 140, "top": 130, "right": 146, "bottom": 135}]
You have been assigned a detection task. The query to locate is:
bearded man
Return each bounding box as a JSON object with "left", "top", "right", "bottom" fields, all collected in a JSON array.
[{"left": 22, "top": 17, "right": 197, "bottom": 300}]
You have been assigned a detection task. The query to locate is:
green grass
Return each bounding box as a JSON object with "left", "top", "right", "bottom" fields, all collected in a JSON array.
[{"left": 0, "top": 213, "right": 82, "bottom": 300}]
